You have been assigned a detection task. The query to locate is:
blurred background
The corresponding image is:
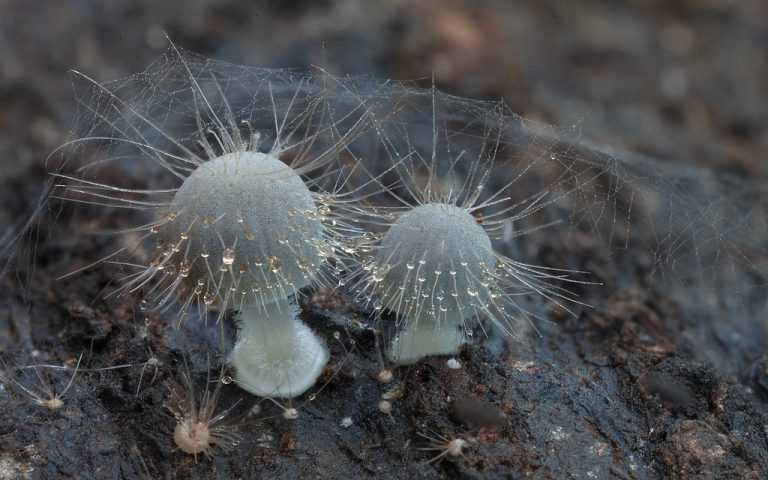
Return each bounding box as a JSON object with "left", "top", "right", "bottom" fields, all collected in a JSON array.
[{"left": 2, "top": 0, "right": 767, "bottom": 181}]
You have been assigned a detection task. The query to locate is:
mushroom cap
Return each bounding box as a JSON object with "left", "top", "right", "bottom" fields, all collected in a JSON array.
[
  {"left": 374, "top": 202, "right": 496, "bottom": 320},
  {"left": 160, "top": 151, "right": 325, "bottom": 306}
]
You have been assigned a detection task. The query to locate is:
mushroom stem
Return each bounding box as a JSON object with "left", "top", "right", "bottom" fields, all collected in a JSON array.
[
  {"left": 229, "top": 297, "right": 329, "bottom": 398},
  {"left": 387, "top": 314, "right": 467, "bottom": 365}
]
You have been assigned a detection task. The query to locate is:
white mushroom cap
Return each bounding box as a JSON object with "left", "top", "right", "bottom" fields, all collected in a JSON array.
[{"left": 161, "top": 151, "right": 325, "bottom": 304}]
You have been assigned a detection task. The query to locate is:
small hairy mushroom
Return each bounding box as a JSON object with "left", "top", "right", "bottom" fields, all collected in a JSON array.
[
  {"left": 167, "top": 366, "right": 241, "bottom": 460},
  {"left": 418, "top": 430, "right": 469, "bottom": 464},
  {"left": 373, "top": 203, "right": 496, "bottom": 364},
  {"left": 52, "top": 50, "right": 372, "bottom": 398},
  {"left": 159, "top": 151, "right": 332, "bottom": 397},
  {"left": 351, "top": 90, "right": 589, "bottom": 365}
]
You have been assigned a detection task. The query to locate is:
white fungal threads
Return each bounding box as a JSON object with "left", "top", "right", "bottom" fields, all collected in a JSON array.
[
  {"left": 417, "top": 430, "right": 468, "bottom": 464},
  {"left": 51, "top": 48, "right": 372, "bottom": 398},
  {"left": 1, "top": 354, "right": 83, "bottom": 410}
]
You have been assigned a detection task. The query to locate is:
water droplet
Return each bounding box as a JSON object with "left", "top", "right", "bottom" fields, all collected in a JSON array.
[
  {"left": 179, "top": 261, "right": 191, "bottom": 278},
  {"left": 446, "top": 358, "right": 462, "bottom": 369},
  {"left": 268, "top": 256, "right": 281, "bottom": 272},
  {"left": 222, "top": 248, "right": 235, "bottom": 266}
]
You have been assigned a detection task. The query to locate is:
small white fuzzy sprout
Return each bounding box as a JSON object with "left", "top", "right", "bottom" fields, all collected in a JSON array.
[
  {"left": 50, "top": 47, "right": 376, "bottom": 398},
  {"left": 445, "top": 358, "right": 462, "bottom": 370},
  {"left": 1, "top": 353, "right": 83, "bottom": 410},
  {"left": 282, "top": 407, "right": 300, "bottom": 420},
  {"left": 166, "top": 363, "right": 242, "bottom": 460},
  {"left": 340, "top": 416, "right": 353, "bottom": 428},
  {"left": 376, "top": 368, "right": 394, "bottom": 383},
  {"left": 417, "top": 430, "right": 468, "bottom": 464},
  {"left": 248, "top": 403, "right": 262, "bottom": 416},
  {"left": 378, "top": 399, "right": 393, "bottom": 415}
]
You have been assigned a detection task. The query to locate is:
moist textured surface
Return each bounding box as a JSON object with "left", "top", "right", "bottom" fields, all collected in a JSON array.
[
  {"left": 2, "top": 1, "right": 768, "bottom": 479},
  {"left": 376, "top": 203, "right": 495, "bottom": 316},
  {"left": 162, "top": 151, "right": 323, "bottom": 297}
]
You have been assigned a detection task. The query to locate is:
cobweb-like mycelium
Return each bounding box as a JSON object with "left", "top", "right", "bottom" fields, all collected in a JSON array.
[
  {"left": 48, "top": 47, "right": 381, "bottom": 398},
  {"left": 346, "top": 82, "right": 768, "bottom": 366}
]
